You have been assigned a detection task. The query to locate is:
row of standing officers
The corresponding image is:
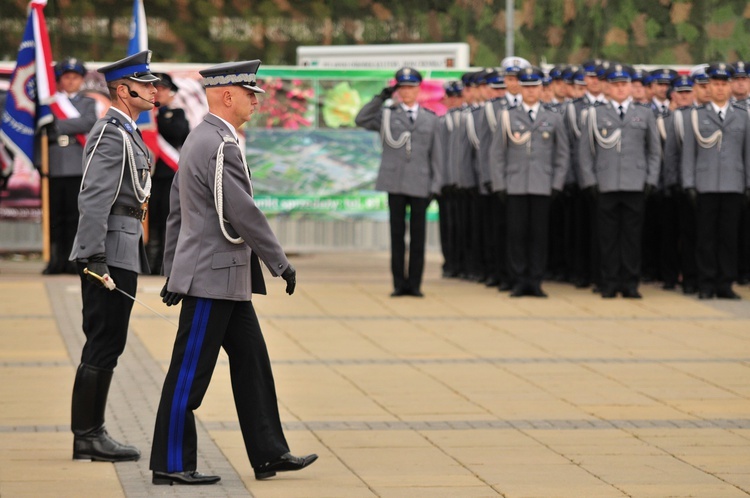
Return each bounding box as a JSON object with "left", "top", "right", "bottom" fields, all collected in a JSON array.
[{"left": 357, "top": 58, "right": 750, "bottom": 300}]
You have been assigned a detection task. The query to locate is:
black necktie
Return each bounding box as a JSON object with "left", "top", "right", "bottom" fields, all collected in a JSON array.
[
  {"left": 619, "top": 105, "right": 624, "bottom": 120},
  {"left": 407, "top": 110, "right": 414, "bottom": 123},
  {"left": 718, "top": 110, "right": 724, "bottom": 121},
  {"left": 528, "top": 109, "right": 534, "bottom": 122},
  {"left": 136, "top": 128, "right": 143, "bottom": 139}
]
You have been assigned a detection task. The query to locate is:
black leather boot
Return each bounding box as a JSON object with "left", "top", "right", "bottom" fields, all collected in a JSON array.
[{"left": 71, "top": 364, "right": 141, "bottom": 462}]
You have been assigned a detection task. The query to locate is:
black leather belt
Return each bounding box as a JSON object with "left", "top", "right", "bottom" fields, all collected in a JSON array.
[{"left": 111, "top": 203, "right": 147, "bottom": 221}]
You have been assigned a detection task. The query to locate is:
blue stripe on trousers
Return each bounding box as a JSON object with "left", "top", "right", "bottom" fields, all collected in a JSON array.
[{"left": 167, "top": 298, "right": 212, "bottom": 472}]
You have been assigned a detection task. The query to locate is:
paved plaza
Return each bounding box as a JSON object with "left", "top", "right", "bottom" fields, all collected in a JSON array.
[{"left": 1, "top": 251, "right": 749, "bottom": 497}]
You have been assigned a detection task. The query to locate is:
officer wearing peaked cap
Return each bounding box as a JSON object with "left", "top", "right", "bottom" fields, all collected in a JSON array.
[
  {"left": 491, "top": 66, "right": 570, "bottom": 297},
  {"left": 150, "top": 59, "right": 316, "bottom": 485},
  {"left": 682, "top": 62, "right": 750, "bottom": 300},
  {"left": 356, "top": 67, "right": 440, "bottom": 297},
  {"left": 501, "top": 57, "right": 530, "bottom": 108},
  {"left": 650, "top": 68, "right": 677, "bottom": 116},
  {"left": 731, "top": 61, "right": 750, "bottom": 106},
  {"left": 68, "top": 49, "right": 158, "bottom": 463},
  {"left": 579, "top": 63, "right": 661, "bottom": 299},
  {"left": 41, "top": 56, "right": 97, "bottom": 275}
]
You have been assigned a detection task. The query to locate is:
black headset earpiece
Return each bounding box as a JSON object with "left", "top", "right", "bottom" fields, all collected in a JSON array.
[{"left": 129, "top": 90, "right": 139, "bottom": 98}]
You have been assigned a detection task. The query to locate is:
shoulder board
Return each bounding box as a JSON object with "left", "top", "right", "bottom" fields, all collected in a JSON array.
[
  {"left": 572, "top": 97, "right": 584, "bottom": 104},
  {"left": 542, "top": 103, "right": 562, "bottom": 112},
  {"left": 732, "top": 102, "right": 748, "bottom": 110},
  {"left": 678, "top": 105, "right": 692, "bottom": 111},
  {"left": 634, "top": 102, "right": 652, "bottom": 108},
  {"left": 421, "top": 107, "right": 436, "bottom": 115},
  {"left": 387, "top": 104, "right": 398, "bottom": 110}
]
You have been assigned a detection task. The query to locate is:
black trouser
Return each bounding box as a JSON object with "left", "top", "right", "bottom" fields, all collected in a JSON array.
[
  {"left": 437, "top": 194, "right": 453, "bottom": 275},
  {"left": 572, "top": 187, "right": 592, "bottom": 286},
  {"left": 493, "top": 194, "right": 509, "bottom": 286},
  {"left": 49, "top": 176, "right": 82, "bottom": 270},
  {"left": 468, "top": 189, "right": 483, "bottom": 278},
  {"left": 151, "top": 297, "right": 289, "bottom": 473},
  {"left": 695, "top": 193, "right": 743, "bottom": 293},
  {"left": 506, "top": 194, "right": 551, "bottom": 289},
  {"left": 597, "top": 191, "right": 646, "bottom": 293},
  {"left": 678, "top": 191, "right": 697, "bottom": 288},
  {"left": 479, "top": 194, "right": 497, "bottom": 280},
  {"left": 78, "top": 263, "right": 137, "bottom": 369},
  {"left": 641, "top": 191, "right": 661, "bottom": 280},
  {"left": 739, "top": 197, "right": 750, "bottom": 280},
  {"left": 547, "top": 188, "right": 566, "bottom": 279},
  {"left": 388, "top": 193, "right": 430, "bottom": 292},
  {"left": 659, "top": 191, "right": 680, "bottom": 286},
  {"left": 146, "top": 174, "right": 174, "bottom": 275}
]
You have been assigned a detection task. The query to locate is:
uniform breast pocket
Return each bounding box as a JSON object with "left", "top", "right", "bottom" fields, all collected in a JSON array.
[{"left": 207, "top": 250, "right": 248, "bottom": 296}]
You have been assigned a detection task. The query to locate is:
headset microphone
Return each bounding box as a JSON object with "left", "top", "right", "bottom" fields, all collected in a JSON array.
[{"left": 127, "top": 88, "right": 160, "bottom": 107}]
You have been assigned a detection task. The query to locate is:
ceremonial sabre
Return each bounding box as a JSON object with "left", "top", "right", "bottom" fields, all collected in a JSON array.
[{"left": 83, "top": 268, "right": 179, "bottom": 327}]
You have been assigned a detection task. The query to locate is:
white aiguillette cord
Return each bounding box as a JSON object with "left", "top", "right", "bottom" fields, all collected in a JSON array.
[{"left": 83, "top": 268, "right": 179, "bottom": 327}]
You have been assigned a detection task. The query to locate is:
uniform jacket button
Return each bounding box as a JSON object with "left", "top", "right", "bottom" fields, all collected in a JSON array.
[
  {"left": 278, "top": 263, "right": 283, "bottom": 268},
  {"left": 232, "top": 258, "right": 237, "bottom": 264}
]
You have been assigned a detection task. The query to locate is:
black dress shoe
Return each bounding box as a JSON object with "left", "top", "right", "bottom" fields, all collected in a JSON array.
[
  {"left": 573, "top": 280, "right": 590, "bottom": 289},
  {"left": 698, "top": 291, "right": 714, "bottom": 300},
  {"left": 531, "top": 287, "right": 548, "bottom": 298},
  {"left": 498, "top": 282, "right": 513, "bottom": 292},
  {"left": 621, "top": 289, "right": 643, "bottom": 299},
  {"left": 390, "top": 288, "right": 409, "bottom": 297},
  {"left": 716, "top": 289, "right": 741, "bottom": 300},
  {"left": 484, "top": 277, "right": 500, "bottom": 287},
  {"left": 662, "top": 282, "right": 676, "bottom": 291},
  {"left": 153, "top": 470, "right": 221, "bottom": 485},
  {"left": 682, "top": 285, "right": 697, "bottom": 295},
  {"left": 409, "top": 289, "right": 424, "bottom": 297},
  {"left": 509, "top": 285, "right": 525, "bottom": 297},
  {"left": 255, "top": 452, "right": 318, "bottom": 480},
  {"left": 600, "top": 289, "right": 617, "bottom": 299},
  {"left": 73, "top": 428, "right": 140, "bottom": 462}
]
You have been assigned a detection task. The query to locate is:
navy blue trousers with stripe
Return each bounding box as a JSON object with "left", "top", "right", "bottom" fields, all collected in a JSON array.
[{"left": 150, "top": 297, "right": 289, "bottom": 472}]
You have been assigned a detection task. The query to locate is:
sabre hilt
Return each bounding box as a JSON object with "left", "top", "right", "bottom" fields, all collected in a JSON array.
[{"left": 83, "top": 268, "right": 116, "bottom": 291}]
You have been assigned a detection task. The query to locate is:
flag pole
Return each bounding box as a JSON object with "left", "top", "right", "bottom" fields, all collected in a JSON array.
[{"left": 41, "top": 128, "right": 50, "bottom": 262}]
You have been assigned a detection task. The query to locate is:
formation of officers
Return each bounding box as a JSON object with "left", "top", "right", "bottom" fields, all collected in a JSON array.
[{"left": 359, "top": 58, "right": 750, "bottom": 300}]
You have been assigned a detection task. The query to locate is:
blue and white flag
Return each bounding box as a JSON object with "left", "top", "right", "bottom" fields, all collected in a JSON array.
[
  {"left": 127, "top": 0, "right": 148, "bottom": 56},
  {"left": 0, "top": 0, "right": 56, "bottom": 174}
]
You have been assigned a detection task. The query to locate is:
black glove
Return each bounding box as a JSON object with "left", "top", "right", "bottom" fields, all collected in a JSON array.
[
  {"left": 160, "top": 277, "right": 183, "bottom": 306},
  {"left": 81, "top": 253, "right": 110, "bottom": 288},
  {"left": 551, "top": 189, "right": 562, "bottom": 200},
  {"left": 496, "top": 190, "right": 507, "bottom": 204},
  {"left": 483, "top": 181, "right": 493, "bottom": 195},
  {"left": 685, "top": 187, "right": 698, "bottom": 205},
  {"left": 644, "top": 184, "right": 654, "bottom": 197},
  {"left": 378, "top": 85, "right": 397, "bottom": 100},
  {"left": 281, "top": 264, "right": 296, "bottom": 295},
  {"left": 586, "top": 185, "right": 599, "bottom": 200}
]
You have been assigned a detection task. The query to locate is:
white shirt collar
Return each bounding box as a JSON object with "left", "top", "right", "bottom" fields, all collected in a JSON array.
[
  {"left": 711, "top": 101, "right": 730, "bottom": 116},
  {"left": 210, "top": 113, "right": 239, "bottom": 141},
  {"left": 400, "top": 103, "right": 419, "bottom": 114},
  {"left": 653, "top": 97, "right": 669, "bottom": 110},
  {"left": 521, "top": 101, "right": 541, "bottom": 116},
  {"left": 610, "top": 96, "right": 633, "bottom": 114},
  {"left": 586, "top": 91, "right": 605, "bottom": 103},
  {"left": 110, "top": 107, "right": 137, "bottom": 130}
]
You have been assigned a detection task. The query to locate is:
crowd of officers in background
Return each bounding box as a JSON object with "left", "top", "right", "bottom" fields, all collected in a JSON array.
[{"left": 433, "top": 58, "right": 750, "bottom": 299}]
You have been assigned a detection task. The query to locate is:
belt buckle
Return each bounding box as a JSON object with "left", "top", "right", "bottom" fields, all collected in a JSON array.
[{"left": 57, "top": 135, "right": 70, "bottom": 147}]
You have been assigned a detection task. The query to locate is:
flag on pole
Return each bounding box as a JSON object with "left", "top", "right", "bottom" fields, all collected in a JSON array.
[
  {"left": 0, "top": 0, "right": 56, "bottom": 176},
  {"left": 127, "top": 0, "right": 148, "bottom": 56}
]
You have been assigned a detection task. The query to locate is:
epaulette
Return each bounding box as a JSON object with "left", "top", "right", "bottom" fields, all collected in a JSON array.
[
  {"left": 542, "top": 102, "right": 562, "bottom": 113},
  {"left": 491, "top": 96, "right": 508, "bottom": 105},
  {"left": 732, "top": 101, "right": 748, "bottom": 111},
  {"left": 572, "top": 97, "right": 584, "bottom": 104},
  {"left": 634, "top": 102, "right": 652, "bottom": 108},
  {"left": 422, "top": 107, "right": 436, "bottom": 115},
  {"left": 678, "top": 105, "right": 693, "bottom": 111}
]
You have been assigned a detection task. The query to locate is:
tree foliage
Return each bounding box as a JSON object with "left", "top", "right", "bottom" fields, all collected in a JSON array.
[{"left": 2, "top": 0, "right": 750, "bottom": 65}]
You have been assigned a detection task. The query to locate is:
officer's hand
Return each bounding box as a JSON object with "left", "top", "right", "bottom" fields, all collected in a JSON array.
[
  {"left": 82, "top": 253, "right": 110, "bottom": 288},
  {"left": 644, "top": 184, "right": 654, "bottom": 197},
  {"left": 551, "top": 188, "right": 562, "bottom": 200},
  {"left": 745, "top": 188, "right": 750, "bottom": 204},
  {"left": 586, "top": 185, "right": 599, "bottom": 200},
  {"left": 160, "top": 278, "right": 183, "bottom": 306},
  {"left": 685, "top": 188, "right": 698, "bottom": 205},
  {"left": 496, "top": 190, "right": 507, "bottom": 204},
  {"left": 281, "top": 264, "right": 296, "bottom": 295},
  {"left": 483, "top": 181, "right": 493, "bottom": 195},
  {"left": 378, "top": 85, "right": 397, "bottom": 100}
]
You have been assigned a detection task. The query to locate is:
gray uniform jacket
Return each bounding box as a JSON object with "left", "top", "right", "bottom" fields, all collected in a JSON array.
[
  {"left": 48, "top": 94, "right": 97, "bottom": 177},
  {"left": 355, "top": 97, "right": 441, "bottom": 198},
  {"left": 662, "top": 107, "right": 693, "bottom": 189},
  {"left": 450, "top": 105, "right": 479, "bottom": 189},
  {"left": 477, "top": 99, "right": 507, "bottom": 193},
  {"left": 562, "top": 99, "right": 586, "bottom": 187},
  {"left": 579, "top": 101, "right": 661, "bottom": 193},
  {"left": 490, "top": 105, "right": 570, "bottom": 195},
  {"left": 164, "top": 114, "right": 290, "bottom": 301},
  {"left": 433, "top": 108, "right": 462, "bottom": 188},
  {"left": 681, "top": 104, "right": 750, "bottom": 193},
  {"left": 69, "top": 108, "right": 151, "bottom": 273}
]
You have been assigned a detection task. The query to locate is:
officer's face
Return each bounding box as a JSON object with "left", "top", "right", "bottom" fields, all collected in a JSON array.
[
  {"left": 608, "top": 81, "right": 631, "bottom": 103},
  {"left": 731, "top": 77, "right": 749, "bottom": 97},
  {"left": 397, "top": 85, "right": 420, "bottom": 106},
  {"left": 709, "top": 79, "right": 731, "bottom": 104},
  {"left": 631, "top": 82, "right": 646, "bottom": 102},
  {"left": 693, "top": 83, "right": 711, "bottom": 104},
  {"left": 232, "top": 87, "right": 259, "bottom": 124},
  {"left": 505, "top": 75, "right": 520, "bottom": 94},
  {"left": 552, "top": 80, "right": 566, "bottom": 100},
  {"left": 651, "top": 82, "right": 669, "bottom": 100},
  {"left": 155, "top": 84, "right": 175, "bottom": 107},
  {"left": 124, "top": 81, "right": 157, "bottom": 111},
  {"left": 520, "top": 85, "right": 542, "bottom": 105},
  {"left": 585, "top": 75, "right": 601, "bottom": 94},
  {"left": 58, "top": 72, "right": 84, "bottom": 94},
  {"left": 673, "top": 90, "right": 693, "bottom": 107}
]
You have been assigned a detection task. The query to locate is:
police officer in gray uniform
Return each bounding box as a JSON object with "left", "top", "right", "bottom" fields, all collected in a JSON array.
[
  {"left": 491, "top": 66, "right": 570, "bottom": 297},
  {"left": 579, "top": 64, "right": 661, "bottom": 298},
  {"left": 681, "top": 63, "right": 750, "bottom": 299},
  {"left": 43, "top": 57, "right": 97, "bottom": 274},
  {"left": 356, "top": 67, "right": 440, "bottom": 297},
  {"left": 68, "top": 50, "right": 158, "bottom": 462},
  {"left": 150, "top": 60, "right": 315, "bottom": 485}
]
